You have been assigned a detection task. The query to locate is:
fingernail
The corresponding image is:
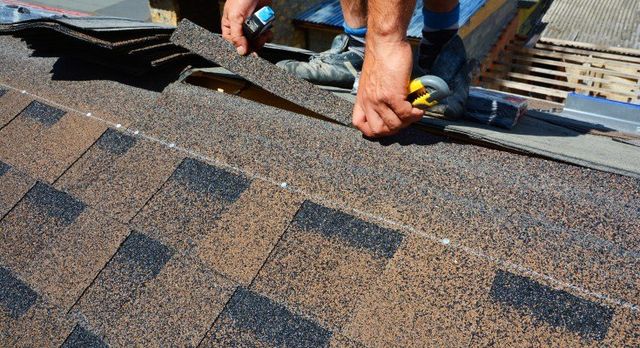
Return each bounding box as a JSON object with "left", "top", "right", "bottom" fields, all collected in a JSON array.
[{"left": 236, "top": 46, "right": 246, "bottom": 55}]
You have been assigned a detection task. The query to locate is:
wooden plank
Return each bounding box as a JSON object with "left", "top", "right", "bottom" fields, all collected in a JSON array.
[
  {"left": 149, "top": 0, "right": 178, "bottom": 26},
  {"left": 508, "top": 54, "right": 640, "bottom": 80},
  {"left": 481, "top": 77, "right": 569, "bottom": 99},
  {"left": 489, "top": 62, "right": 640, "bottom": 89},
  {"left": 539, "top": 38, "right": 640, "bottom": 57},
  {"left": 482, "top": 70, "right": 638, "bottom": 100},
  {"left": 534, "top": 43, "right": 640, "bottom": 64},
  {"left": 508, "top": 45, "right": 640, "bottom": 71}
]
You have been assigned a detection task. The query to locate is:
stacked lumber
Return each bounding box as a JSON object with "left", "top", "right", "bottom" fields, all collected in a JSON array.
[{"left": 477, "top": 38, "right": 640, "bottom": 105}]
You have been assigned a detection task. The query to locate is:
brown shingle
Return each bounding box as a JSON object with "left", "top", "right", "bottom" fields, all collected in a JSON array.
[
  {"left": 0, "top": 161, "right": 34, "bottom": 218},
  {"left": 197, "top": 180, "right": 303, "bottom": 284},
  {"left": 345, "top": 235, "right": 494, "bottom": 346},
  {"left": 56, "top": 128, "right": 183, "bottom": 223},
  {"left": 0, "top": 182, "right": 130, "bottom": 310},
  {"left": 0, "top": 101, "right": 106, "bottom": 183}
]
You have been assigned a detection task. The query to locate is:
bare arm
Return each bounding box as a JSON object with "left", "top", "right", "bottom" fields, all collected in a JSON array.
[{"left": 352, "top": 0, "right": 423, "bottom": 137}]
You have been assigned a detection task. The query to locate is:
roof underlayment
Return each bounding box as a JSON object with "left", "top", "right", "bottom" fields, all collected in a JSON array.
[{"left": 0, "top": 32, "right": 639, "bottom": 346}]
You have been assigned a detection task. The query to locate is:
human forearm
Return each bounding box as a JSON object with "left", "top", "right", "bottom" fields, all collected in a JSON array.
[{"left": 367, "top": 0, "right": 417, "bottom": 42}]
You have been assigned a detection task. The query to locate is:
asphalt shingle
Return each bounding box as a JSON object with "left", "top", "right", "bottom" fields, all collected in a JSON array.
[
  {"left": 0, "top": 88, "right": 32, "bottom": 128},
  {"left": 204, "top": 287, "right": 332, "bottom": 347},
  {"left": 56, "top": 128, "right": 183, "bottom": 222},
  {"left": 0, "top": 182, "right": 130, "bottom": 311},
  {"left": 0, "top": 100, "right": 106, "bottom": 183},
  {"left": 251, "top": 201, "right": 403, "bottom": 331},
  {"left": 0, "top": 160, "right": 34, "bottom": 218}
]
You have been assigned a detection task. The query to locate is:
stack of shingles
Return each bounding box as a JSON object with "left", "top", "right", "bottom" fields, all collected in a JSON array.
[
  {"left": 0, "top": 17, "right": 205, "bottom": 75},
  {"left": 0, "top": 68, "right": 639, "bottom": 346}
]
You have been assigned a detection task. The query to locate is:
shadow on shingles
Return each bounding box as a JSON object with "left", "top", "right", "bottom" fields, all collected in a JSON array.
[
  {"left": 48, "top": 56, "right": 181, "bottom": 92},
  {"left": 371, "top": 127, "right": 454, "bottom": 147}
]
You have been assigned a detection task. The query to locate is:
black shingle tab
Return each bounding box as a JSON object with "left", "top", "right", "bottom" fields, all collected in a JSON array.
[
  {"left": 293, "top": 200, "right": 404, "bottom": 259},
  {"left": 95, "top": 128, "right": 137, "bottom": 155},
  {"left": 119, "top": 231, "right": 174, "bottom": 279},
  {"left": 25, "top": 182, "right": 86, "bottom": 225},
  {"left": 62, "top": 325, "right": 108, "bottom": 348},
  {"left": 0, "top": 266, "right": 38, "bottom": 319},
  {"left": 224, "top": 287, "right": 332, "bottom": 347},
  {"left": 172, "top": 158, "right": 250, "bottom": 202},
  {"left": 0, "top": 88, "right": 6, "bottom": 98},
  {"left": 490, "top": 270, "right": 614, "bottom": 340},
  {"left": 0, "top": 160, "right": 10, "bottom": 176},
  {"left": 20, "top": 100, "right": 67, "bottom": 127}
]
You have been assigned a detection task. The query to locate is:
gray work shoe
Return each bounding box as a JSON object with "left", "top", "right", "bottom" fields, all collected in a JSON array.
[{"left": 277, "top": 34, "right": 363, "bottom": 89}]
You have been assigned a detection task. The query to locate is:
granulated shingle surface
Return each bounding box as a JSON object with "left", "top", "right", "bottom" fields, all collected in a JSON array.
[
  {"left": 251, "top": 200, "right": 403, "bottom": 331},
  {"left": 0, "top": 88, "right": 32, "bottom": 128},
  {"left": 0, "top": 160, "right": 34, "bottom": 218},
  {"left": 0, "top": 32, "right": 639, "bottom": 346},
  {"left": 0, "top": 100, "right": 106, "bottom": 183},
  {"left": 197, "top": 180, "right": 303, "bottom": 284},
  {"left": 132, "top": 157, "right": 251, "bottom": 251},
  {"left": 204, "top": 287, "right": 332, "bottom": 347},
  {"left": 345, "top": 234, "right": 494, "bottom": 346},
  {"left": 0, "top": 283, "right": 75, "bottom": 347},
  {"left": 133, "top": 82, "right": 640, "bottom": 310},
  {"left": 489, "top": 270, "right": 614, "bottom": 340},
  {"left": 62, "top": 325, "right": 109, "bottom": 348},
  {"left": 56, "top": 128, "right": 183, "bottom": 222},
  {"left": 0, "top": 37, "right": 161, "bottom": 127},
  {"left": 93, "top": 253, "right": 236, "bottom": 346},
  {"left": 0, "top": 182, "right": 130, "bottom": 310},
  {"left": 170, "top": 20, "right": 354, "bottom": 125}
]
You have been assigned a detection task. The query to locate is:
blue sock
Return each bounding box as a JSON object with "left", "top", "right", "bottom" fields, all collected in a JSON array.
[
  {"left": 343, "top": 22, "right": 366, "bottom": 57},
  {"left": 423, "top": 3, "right": 460, "bottom": 32}
]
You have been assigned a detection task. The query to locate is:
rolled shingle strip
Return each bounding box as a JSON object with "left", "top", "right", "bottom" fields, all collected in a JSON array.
[{"left": 170, "top": 19, "right": 355, "bottom": 126}]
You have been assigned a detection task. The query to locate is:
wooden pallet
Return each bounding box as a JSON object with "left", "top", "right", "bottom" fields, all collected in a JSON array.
[{"left": 476, "top": 38, "right": 640, "bottom": 105}]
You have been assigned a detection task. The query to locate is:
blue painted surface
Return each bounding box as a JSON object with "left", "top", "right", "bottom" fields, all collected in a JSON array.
[{"left": 295, "top": 0, "right": 487, "bottom": 38}]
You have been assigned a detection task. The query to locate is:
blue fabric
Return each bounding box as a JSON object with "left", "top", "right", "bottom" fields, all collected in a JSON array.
[
  {"left": 342, "top": 22, "right": 367, "bottom": 37},
  {"left": 423, "top": 4, "right": 460, "bottom": 30},
  {"left": 295, "top": 0, "right": 486, "bottom": 38}
]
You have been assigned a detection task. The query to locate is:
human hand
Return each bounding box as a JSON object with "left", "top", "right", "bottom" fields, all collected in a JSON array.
[
  {"left": 352, "top": 39, "right": 424, "bottom": 137},
  {"left": 222, "top": 0, "right": 273, "bottom": 55}
]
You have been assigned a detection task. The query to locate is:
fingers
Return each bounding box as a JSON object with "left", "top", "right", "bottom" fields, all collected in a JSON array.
[{"left": 222, "top": 1, "right": 254, "bottom": 55}]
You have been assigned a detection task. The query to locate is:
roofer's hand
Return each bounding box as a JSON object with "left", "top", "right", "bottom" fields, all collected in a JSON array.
[
  {"left": 222, "top": 0, "right": 273, "bottom": 55},
  {"left": 352, "top": 39, "right": 423, "bottom": 137}
]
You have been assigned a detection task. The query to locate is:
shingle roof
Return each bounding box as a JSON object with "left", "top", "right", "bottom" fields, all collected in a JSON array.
[
  {"left": 0, "top": 32, "right": 639, "bottom": 347},
  {"left": 295, "top": 0, "right": 488, "bottom": 38}
]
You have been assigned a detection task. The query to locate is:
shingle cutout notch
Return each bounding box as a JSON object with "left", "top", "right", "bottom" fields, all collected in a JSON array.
[
  {"left": 20, "top": 100, "right": 67, "bottom": 127},
  {"left": 293, "top": 200, "right": 404, "bottom": 259},
  {"left": 0, "top": 160, "right": 10, "bottom": 176},
  {"left": 490, "top": 270, "right": 614, "bottom": 341},
  {"left": 25, "top": 182, "right": 86, "bottom": 225},
  {"left": 171, "top": 157, "right": 251, "bottom": 203},
  {"left": 118, "top": 231, "right": 174, "bottom": 279},
  {"left": 222, "top": 287, "right": 332, "bottom": 347},
  {"left": 62, "top": 324, "right": 109, "bottom": 348},
  {"left": 95, "top": 128, "right": 138, "bottom": 155},
  {"left": 0, "top": 266, "right": 38, "bottom": 319}
]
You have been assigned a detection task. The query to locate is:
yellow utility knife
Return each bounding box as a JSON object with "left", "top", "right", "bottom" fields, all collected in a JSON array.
[{"left": 407, "top": 75, "right": 451, "bottom": 108}]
